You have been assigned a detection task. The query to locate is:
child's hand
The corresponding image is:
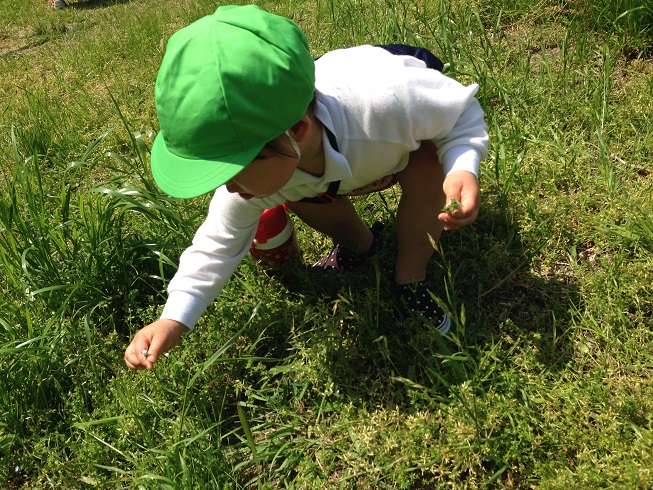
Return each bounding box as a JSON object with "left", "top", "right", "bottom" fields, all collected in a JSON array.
[
  {"left": 438, "top": 171, "right": 480, "bottom": 231},
  {"left": 124, "top": 319, "right": 188, "bottom": 370}
]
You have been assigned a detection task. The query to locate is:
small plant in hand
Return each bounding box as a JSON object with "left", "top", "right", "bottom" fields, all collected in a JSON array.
[{"left": 441, "top": 197, "right": 462, "bottom": 214}]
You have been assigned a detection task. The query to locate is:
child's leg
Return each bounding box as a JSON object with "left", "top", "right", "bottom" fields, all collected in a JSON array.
[
  {"left": 394, "top": 140, "right": 446, "bottom": 285},
  {"left": 285, "top": 196, "right": 373, "bottom": 254}
]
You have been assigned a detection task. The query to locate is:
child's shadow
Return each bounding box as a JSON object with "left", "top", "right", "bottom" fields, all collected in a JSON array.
[
  {"left": 69, "top": 0, "right": 133, "bottom": 9},
  {"left": 271, "top": 193, "right": 580, "bottom": 407}
]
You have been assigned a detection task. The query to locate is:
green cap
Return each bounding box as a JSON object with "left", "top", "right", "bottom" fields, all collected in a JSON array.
[{"left": 151, "top": 5, "right": 315, "bottom": 198}]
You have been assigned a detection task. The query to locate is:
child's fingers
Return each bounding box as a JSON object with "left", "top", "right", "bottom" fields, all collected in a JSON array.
[
  {"left": 438, "top": 195, "right": 479, "bottom": 229},
  {"left": 438, "top": 213, "right": 467, "bottom": 230},
  {"left": 124, "top": 336, "right": 154, "bottom": 370},
  {"left": 142, "top": 340, "right": 166, "bottom": 367},
  {"left": 441, "top": 212, "right": 476, "bottom": 229},
  {"left": 124, "top": 320, "right": 187, "bottom": 370},
  {"left": 124, "top": 347, "right": 147, "bottom": 370}
]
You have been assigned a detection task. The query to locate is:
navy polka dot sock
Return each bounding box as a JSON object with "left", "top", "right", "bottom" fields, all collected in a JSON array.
[{"left": 395, "top": 279, "right": 451, "bottom": 334}]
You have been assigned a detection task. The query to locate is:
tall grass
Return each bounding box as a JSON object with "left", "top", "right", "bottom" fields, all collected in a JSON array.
[{"left": 1, "top": 0, "right": 652, "bottom": 488}]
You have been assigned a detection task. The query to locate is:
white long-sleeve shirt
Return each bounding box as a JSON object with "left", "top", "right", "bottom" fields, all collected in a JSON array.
[{"left": 160, "top": 45, "right": 489, "bottom": 328}]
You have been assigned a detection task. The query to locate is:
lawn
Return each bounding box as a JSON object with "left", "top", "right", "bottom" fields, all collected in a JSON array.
[{"left": 1, "top": 0, "right": 652, "bottom": 488}]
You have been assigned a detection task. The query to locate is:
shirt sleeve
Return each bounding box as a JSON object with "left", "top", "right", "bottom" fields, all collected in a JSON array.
[
  {"left": 384, "top": 66, "right": 489, "bottom": 178},
  {"left": 160, "top": 186, "right": 263, "bottom": 329},
  {"left": 316, "top": 46, "right": 489, "bottom": 178}
]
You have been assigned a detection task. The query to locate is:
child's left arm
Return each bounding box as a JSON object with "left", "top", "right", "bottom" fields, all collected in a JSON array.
[{"left": 438, "top": 170, "right": 480, "bottom": 231}]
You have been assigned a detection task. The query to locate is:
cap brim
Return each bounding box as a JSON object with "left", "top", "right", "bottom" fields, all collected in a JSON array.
[{"left": 150, "top": 131, "right": 263, "bottom": 198}]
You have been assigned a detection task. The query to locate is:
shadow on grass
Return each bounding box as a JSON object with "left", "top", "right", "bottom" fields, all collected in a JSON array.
[
  {"left": 254, "top": 191, "right": 581, "bottom": 409},
  {"left": 159, "top": 192, "right": 583, "bottom": 484},
  {"left": 69, "top": 0, "right": 134, "bottom": 9},
  {"left": 463, "top": 196, "right": 581, "bottom": 373}
]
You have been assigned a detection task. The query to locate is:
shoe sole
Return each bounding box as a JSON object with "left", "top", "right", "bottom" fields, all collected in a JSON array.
[{"left": 436, "top": 315, "right": 451, "bottom": 334}]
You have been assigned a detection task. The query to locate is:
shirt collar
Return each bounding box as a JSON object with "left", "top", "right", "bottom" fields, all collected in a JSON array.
[{"left": 284, "top": 98, "right": 352, "bottom": 188}]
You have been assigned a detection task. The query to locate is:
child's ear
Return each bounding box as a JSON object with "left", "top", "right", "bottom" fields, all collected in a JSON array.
[{"left": 288, "top": 113, "right": 312, "bottom": 143}]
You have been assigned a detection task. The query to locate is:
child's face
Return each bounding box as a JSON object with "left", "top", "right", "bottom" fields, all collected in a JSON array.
[{"left": 225, "top": 144, "right": 299, "bottom": 200}]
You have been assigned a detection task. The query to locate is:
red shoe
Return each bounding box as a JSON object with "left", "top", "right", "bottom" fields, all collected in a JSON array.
[{"left": 313, "top": 221, "right": 386, "bottom": 270}]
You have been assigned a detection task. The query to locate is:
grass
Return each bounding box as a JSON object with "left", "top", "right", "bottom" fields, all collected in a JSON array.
[{"left": 1, "top": 0, "right": 652, "bottom": 488}]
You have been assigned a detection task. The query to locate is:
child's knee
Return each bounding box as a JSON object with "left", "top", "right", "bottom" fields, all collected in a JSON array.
[{"left": 399, "top": 142, "right": 444, "bottom": 190}]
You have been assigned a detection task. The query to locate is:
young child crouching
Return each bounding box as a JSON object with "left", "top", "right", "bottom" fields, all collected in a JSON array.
[{"left": 124, "top": 5, "right": 488, "bottom": 370}]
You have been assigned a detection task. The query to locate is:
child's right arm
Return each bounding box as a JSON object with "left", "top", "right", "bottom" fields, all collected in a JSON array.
[
  {"left": 159, "top": 187, "right": 267, "bottom": 329},
  {"left": 123, "top": 188, "right": 278, "bottom": 370}
]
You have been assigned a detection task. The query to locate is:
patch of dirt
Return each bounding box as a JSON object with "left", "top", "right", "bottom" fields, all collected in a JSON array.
[{"left": 0, "top": 27, "right": 43, "bottom": 58}]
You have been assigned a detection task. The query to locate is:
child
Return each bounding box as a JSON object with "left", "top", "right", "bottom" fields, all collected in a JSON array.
[{"left": 124, "top": 5, "right": 489, "bottom": 370}]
